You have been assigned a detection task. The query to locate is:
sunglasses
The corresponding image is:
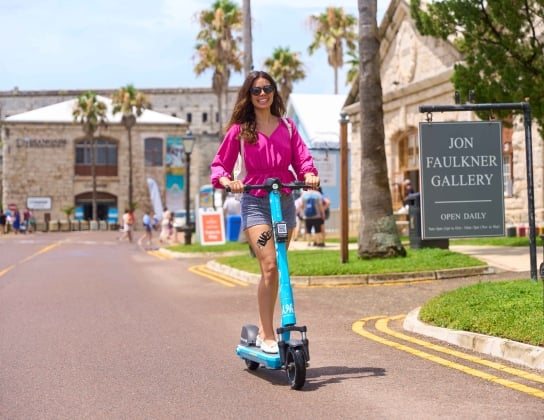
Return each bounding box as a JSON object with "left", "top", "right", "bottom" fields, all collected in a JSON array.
[{"left": 250, "top": 85, "right": 274, "bottom": 96}]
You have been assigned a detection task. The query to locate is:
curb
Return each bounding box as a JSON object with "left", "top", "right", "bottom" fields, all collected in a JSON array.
[
  {"left": 205, "top": 261, "right": 492, "bottom": 286},
  {"left": 403, "top": 307, "right": 544, "bottom": 371}
]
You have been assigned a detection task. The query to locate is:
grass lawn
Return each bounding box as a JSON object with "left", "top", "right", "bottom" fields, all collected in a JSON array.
[{"left": 419, "top": 280, "right": 544, "bottom": 346}]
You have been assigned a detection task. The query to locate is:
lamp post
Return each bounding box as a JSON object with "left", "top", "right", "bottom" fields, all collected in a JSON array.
[
  {"left": 182, "top": 130, "right": 196, "bottom": 245},
  {"left": 339, "top": 111, "right": 349, "bottom": 263}
]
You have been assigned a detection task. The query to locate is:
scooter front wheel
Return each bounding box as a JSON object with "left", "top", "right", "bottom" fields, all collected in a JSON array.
[{"left": 286, "top": 347, "right": 306, "bottom": 390}]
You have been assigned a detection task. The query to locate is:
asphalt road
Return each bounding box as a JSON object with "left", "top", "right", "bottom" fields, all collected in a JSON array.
[{"left": 0, "top": 231, "right": 542, "bottom": 419}]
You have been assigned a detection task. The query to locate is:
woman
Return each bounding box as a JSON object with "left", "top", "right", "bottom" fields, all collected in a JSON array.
[{"left": 211, "top": 71, "right": 320, "bottom": 354}]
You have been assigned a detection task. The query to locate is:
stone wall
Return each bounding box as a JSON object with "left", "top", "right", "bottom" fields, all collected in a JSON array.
[{"left": 346, "top": 0, "right": 544, "bottom": 231}]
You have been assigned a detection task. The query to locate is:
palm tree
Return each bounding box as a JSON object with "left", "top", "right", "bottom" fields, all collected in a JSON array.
[
  {"left": 345, "top": 49, "right": 360, "bottom": 88},
  {"left": 194, "top": 0, "right": 243, "bottom": 134},
  {"left": 263, "top": 47, "right": 306, "bottom": 103},
  {"left": 357, "top": 0, "right": 405, "bottom": 258},
  {"left": 111, "top": 84, "right": 151, "bottom": 210},
  {"left": 308, "top": 6, "right": 357, "bottom": 94},
  {"left": 242, "top": 0, "right": 253, "bottom": 76},
  {"left": 72, "top": 92, "right": 107, "bottom": 222}
]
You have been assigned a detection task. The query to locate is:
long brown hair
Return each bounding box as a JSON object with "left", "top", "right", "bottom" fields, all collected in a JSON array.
[{"left": 225, "top": 70, "right": 286, "bottom": 144}]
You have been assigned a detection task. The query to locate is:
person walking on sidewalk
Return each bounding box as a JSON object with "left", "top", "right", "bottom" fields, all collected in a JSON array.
[{"left": 300, "top": 187, "right": 325, "bottom": 247}]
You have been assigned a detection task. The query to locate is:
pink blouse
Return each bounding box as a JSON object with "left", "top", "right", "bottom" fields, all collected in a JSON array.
[{"left": 210, "top": 118, "right": 318, "bottom": 197}]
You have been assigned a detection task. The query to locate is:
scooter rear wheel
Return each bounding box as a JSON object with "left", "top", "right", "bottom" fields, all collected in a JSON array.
[
  {"left": 245, "top": 359, "right": 259, "bottom": 370},
  {"left": 286, "top": 347, "right": 306, "bottom": 390}
]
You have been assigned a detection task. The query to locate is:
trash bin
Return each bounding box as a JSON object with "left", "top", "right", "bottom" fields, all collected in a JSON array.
[
  {"left": 226, "top": 214, "right": 242, "bottom": 242},
  {"left": 406, "top": 192, "right": 449, "bottom": 250}
]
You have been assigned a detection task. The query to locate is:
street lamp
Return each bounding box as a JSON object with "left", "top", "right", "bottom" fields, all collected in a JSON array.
[
  {"left": 183, "top": 130, "right": 196, "bottom": 245},
  {"left": 339, "top": 111, "right": 349, "bottom": 263}
]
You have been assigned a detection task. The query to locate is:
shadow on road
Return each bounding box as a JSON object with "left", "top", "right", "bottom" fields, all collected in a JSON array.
[
  {"left": 242, "top": 365, "right": 386, "bottom": 391},
  {"left": 304, "top": 366, "right": 386, "bottom": 390}
]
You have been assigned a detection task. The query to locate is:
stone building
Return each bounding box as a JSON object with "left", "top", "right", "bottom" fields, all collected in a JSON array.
[
  {"left": 344, "top": 0, "right": 543, "bottom": 231},
  {"left": 0, "top": 87, "right": 238, "bottom": 226},
  {"left": 2, "top": 96, "right": 189, "bottom": 225}
]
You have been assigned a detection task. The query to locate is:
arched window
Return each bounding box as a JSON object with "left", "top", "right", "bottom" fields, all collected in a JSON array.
[
  {"left": 75, "top": 138, "right": 118, "bottom": 176},
  {"left": 145, "top": 137, "right": 163, "bottom": 166}
]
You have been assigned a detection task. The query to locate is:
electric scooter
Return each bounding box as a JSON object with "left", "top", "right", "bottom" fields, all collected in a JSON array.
[{"left": 230, "top": 178, "right": 310, "bottom": 390}]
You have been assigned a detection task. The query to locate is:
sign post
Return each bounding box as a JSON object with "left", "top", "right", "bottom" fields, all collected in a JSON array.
[{"left": 419, "top": 121, "right": 505, "bottom": 239}]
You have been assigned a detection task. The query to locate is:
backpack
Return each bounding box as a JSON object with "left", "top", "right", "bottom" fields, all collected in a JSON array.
[{"left": 304, "top": 196, "right": 317, "bottom": 218}]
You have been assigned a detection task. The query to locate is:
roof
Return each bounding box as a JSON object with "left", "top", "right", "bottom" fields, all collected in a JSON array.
[
  {"left": 4, "top": 95, "right": 186, "bottom": 125},
  {"left": 286, "top": 93, "right": 349, "bottom": 149}
]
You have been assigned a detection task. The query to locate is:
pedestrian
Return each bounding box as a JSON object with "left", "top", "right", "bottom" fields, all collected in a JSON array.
[
  {"left": 138, "top": 210, "right": 153, "bottom": 249},
  {"left": 318, "top": 187, "right": 330, "bottom": 243},
  {"left": 210, "top": 70, "right": 320, "bottom": 354},
  {"left": 12, "top": 209, "right": 21, "bottom": 234},
  {"left": 292, "top": 191, "right": 304, "bottom": 241},
  {"left": 118, "top": 209, "right": 133, "bottom": 242},
  {"left": 159, "top": 207, "right": 171, "bottom": 244},
  {"left": 22, "top": 208, "right": 33, "bottom": 234},
  {"left": 402, "top": 179, "right": 416, "bottom": 206},
  {"left": 168, "top": 210, "right": 179, "bottom": 243},
  {"left": 300, "top": 187, "right": 325, "bottom": 247},
  {"left": 0, "top": 209, "right": 6, "bottom": 235}
]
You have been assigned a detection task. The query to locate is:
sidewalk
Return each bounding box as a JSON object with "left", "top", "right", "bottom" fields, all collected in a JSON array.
[{"left": 449, "top": 244, "right": 534, "bottom": 272}]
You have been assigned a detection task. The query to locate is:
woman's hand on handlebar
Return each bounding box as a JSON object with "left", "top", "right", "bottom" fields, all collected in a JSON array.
[
  {"left": 222, "top": 178, "right": 245, "bottom": 194},
  {"left": 304, "top": 173, "right": 320, "bottom": 190}
]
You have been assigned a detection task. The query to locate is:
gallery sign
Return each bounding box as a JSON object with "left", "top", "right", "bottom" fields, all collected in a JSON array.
[{"left": 419, "top": 121, "right": 505, "bottom": 238}]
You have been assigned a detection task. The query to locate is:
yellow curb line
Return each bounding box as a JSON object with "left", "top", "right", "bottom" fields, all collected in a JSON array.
[
  {"left": 375, "top": 316, "right": 544, "bottom": 385},
  {"left": 189, "top": 265, "right": 249, "bottom": 288},
  {"left": 353, "top": 316, "right": 544, "bottom": 400}
]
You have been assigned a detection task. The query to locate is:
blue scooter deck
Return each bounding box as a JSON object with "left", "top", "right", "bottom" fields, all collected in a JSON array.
[{"left": 236, "top": 344, "right": 282, "bottom": 369}]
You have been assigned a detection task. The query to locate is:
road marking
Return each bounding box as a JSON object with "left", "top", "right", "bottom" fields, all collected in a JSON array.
[
  {"left": 1, "top": 242, "right": 63, "bottom": 275},
  {"left": 353, "top": 315, "right": 544, "bottom": 400},
  {"left": 0, "top": 265, "right": 16, "bottom": 277},
  {"left": 189, "top": 265, "right": 249, "bottom": 288},
  {"left": 147, "top": 250, "right": 174, "bottom": 260},
  {"left": 21, "top": 242, "right": 63, "bottom": 263},
  {"left": 375, "top": 316, "right": 544, "bottom": 385}
]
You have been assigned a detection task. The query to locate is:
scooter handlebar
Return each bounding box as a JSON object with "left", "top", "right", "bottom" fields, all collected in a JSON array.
[{"left": 225, "top": 178, "right": 310, "bottom": 193}]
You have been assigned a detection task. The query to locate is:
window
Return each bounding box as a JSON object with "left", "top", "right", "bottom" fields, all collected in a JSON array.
[
  {"left": 145, "top": 137, "right": 163, "bottom": 166},
  {"left": 75, "top": 138, "right": 117, "bottom": 176},
  {"left": 502, "top": 124, "right": 514, "bottom": 197},
  {"left": 202, "top": 112, "right": 208, "bottom": 123},
  {"left": 186, "top": 112, "right": 192, "bottom": 123}
]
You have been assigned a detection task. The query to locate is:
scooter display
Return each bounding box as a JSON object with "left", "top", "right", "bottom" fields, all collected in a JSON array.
[{"left": 230, "top": 178, "right": 310, "bottom": 390}]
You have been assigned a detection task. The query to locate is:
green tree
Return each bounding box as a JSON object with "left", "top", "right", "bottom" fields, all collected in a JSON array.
[
  {"left": 357, "top": 0, "right": 406, "bottom": 258},
  {"left": 194, "top": 0, "right": 243, "bottom": 133},
  {"left": 410, "top": 0, "right": 544, "bottom": 131},
  {"left": 308, "top": 6, "right": 357, "bottom": 94},
  {"left": 111, "top": 84, "right": 151, "bottom": 210},
  {"left": 72, "top": 92, "right": 107, "bottom": 222},
  {"left": 345, "top": 49, "right": 360, "bottom": 87},
  {"left": 263, "top": 46, "right": 306, "bottom": 103}
]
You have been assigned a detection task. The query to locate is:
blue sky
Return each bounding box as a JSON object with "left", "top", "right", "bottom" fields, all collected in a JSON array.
[{"left": 0, "top": 0, "right": 389, "bottom": 94}]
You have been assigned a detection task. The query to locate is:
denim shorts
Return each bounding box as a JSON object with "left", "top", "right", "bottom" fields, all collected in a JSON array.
[{"left": 240, "top": 193, "right": 296, "bottom": 231}]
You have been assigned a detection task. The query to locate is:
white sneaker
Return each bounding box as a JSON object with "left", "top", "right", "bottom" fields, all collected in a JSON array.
[
  {"left": 255, "top": 335, "right": 263, "bottom": 347},
  {"left": 260, "top": 340, "right": 279, "bottom": 354}
]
